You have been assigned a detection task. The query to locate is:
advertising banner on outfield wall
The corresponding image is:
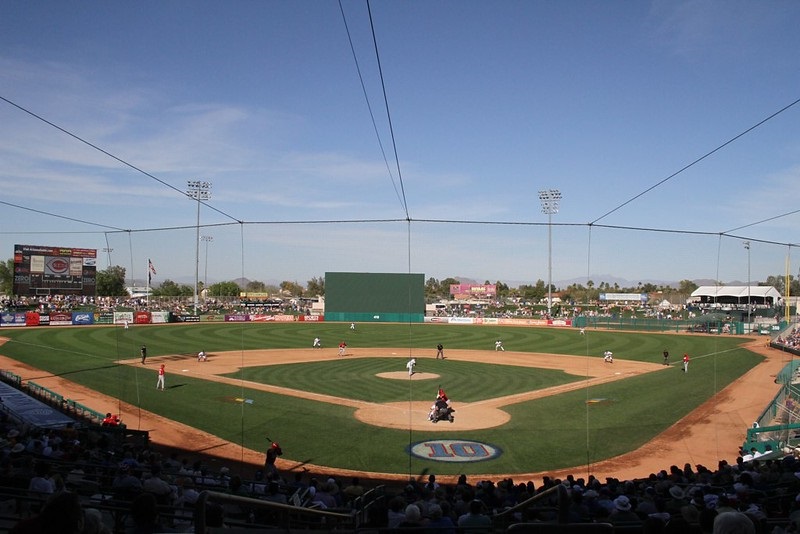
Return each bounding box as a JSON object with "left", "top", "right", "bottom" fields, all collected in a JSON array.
[
  {"left": 151, "top": 311, "right": 169, "bottom": 323},
  {"left": 248, "top": 314, "right": 295, "bottom": 322},
  {"left": 134, "top": 311, "right": 151, "bottom": 324},
  {"left": 498, "top": 318, "right": 549, "bottom": 326},
  {"left": 25, "top": 312, "right": 40, "bottom": 326},
  {"left": 50, "top": 312, "right": 72, "bottom": 326},
  {"left": 298, "top": 315, "right": 323, "bottom": 321},
  {"left": 0, "top": 312, "right": 27, "bottom": 327},
  {"left": 114, "top": 312, "right": 134, "bottom": 325},
  {"left": 94, "top": 312, "right": 114, "bottom": 325},
  {"left": 225, "top": 315, "right": 250, "bottom": 322},
  {"left": 72, "top": 312, "right": 94, "bottom": 325}
]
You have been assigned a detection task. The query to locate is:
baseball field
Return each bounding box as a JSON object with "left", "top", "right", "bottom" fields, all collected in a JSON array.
[{"left": 0, "top": 321, "right": 782, "bottom": 483}]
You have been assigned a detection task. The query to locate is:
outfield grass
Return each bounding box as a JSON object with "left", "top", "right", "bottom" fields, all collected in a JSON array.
[{"left": 0, "top": 322, "right": 761, "bottom": 477}]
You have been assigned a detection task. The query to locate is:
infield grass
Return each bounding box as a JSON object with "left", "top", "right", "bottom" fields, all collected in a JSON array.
[{"left": 0, "top": 322, "right": 762, "bottom": 477}]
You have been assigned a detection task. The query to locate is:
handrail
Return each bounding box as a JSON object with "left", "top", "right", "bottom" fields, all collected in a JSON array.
[
  {"left": 194, "top": 489, "right": 358, "bottom": 533},
  {"left": 493, "top": 484, "right": 569, "bottom": 524}
]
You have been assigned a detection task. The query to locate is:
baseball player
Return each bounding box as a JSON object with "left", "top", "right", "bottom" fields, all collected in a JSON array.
[{"left": 157, "top": 364, "right": 166, "bottom": 390}]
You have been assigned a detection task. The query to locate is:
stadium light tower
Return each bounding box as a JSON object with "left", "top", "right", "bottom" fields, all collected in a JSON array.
[
  {"left": 201, "top": 235, "right": 213, "bottom": 289},
  {"left": 744, "top": 240, "right": 751, "bottom": 329},
  {"left": 187, "top": 180, "right": 212, "bottom": 315},
  {"left": 539, "top": 189, "right": 562, "bottom": 318}
]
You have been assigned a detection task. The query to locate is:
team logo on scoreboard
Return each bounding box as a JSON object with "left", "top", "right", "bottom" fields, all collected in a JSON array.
[
  {"left": 408, "top": 439, "right": 501, "bottom": 463},
  {"left": 46, "top": 257, "right": 69, "bottom": 274}
]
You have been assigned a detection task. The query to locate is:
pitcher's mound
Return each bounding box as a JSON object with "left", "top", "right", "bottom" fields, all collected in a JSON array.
[{"left": 376, "top": 372, "right": 439, "bottom": 380}]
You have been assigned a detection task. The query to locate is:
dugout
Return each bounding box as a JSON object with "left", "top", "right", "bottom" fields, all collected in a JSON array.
[{"left": 324, "top": 272, "right": 425, "bottom": 323}]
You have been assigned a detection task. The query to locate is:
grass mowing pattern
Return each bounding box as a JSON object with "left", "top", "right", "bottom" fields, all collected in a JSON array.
[
  {"left": 230, "top": 358, "right": 583, "bottom": 403},
  {"left": 0, "top": 323, "right": 761, "bottom": 476}
]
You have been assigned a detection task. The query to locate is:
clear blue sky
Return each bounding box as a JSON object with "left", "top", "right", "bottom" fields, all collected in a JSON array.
[{"left": 1, "top": 1, "right": 799, "bottom": 289}]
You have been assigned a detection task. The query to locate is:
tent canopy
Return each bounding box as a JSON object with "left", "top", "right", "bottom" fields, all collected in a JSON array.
[{"left": 690, "top": 285, "right": 780, "bottom": 305}]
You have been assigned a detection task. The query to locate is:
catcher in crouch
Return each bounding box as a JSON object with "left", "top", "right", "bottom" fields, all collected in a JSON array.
[{"left": 428, "top": 387, "right": 455, "bottom": 424}]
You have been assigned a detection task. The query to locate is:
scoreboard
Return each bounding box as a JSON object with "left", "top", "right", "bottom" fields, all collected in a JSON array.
[{"left": 13, "top": 244, "right": 97, "bottom": 297}]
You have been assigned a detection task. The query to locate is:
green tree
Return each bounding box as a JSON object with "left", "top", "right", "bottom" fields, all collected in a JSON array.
[
  {"left": 306, "top": 276, "right": 325, "bottom": 297},
  {"left": 208, "top": 281, "right": 241, "bottom": 297},
  {"left": 245, "top": 280, "right": 267, "bottom": 292},
  {"left": 519, "top": 280, "right": 547, "bottom": 302},
  {"left": 640, "top": 283, "right": 657, "bottom": 293},
  {"left": 425, "top": 277, "right": 440, "bottom": 300},
  {"left": 280, "top": 281, "right": 304, "bottom": 296},
  {"left": 96, "top": 266, "right": 128, "bottom": 296},
  {"left": 494, "top": 280, "right": 510, "bottom": 299},
  {"left": 152, "top": 279, "right": 193, "bottom": 297},
  {"left": 678, "top": 279, "right": 698, "bottom": 295},
  {"left": 438, "top": 277, "right": 460, "bottom": 299},
  {"left": 765, "top": 274, "right": 794, "bottom": 294},
  {"left": 0, "top": 258, "right": 13, "bottom": 295}
]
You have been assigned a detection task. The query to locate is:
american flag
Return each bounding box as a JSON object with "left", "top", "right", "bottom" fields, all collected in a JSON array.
[{"left": 148, "top": 259, "right": 156, "bottom": 284}]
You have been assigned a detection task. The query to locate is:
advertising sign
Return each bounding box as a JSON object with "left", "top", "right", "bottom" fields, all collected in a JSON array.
[
  {"left": 114, "top": 312, "right": 134, "bottom": 325},
  {"left": 71, "top": 312, "right": 94, "bottom": 325},
  {"left": 95, "top": 312, "right": 114, "bottom": 325},
  {"left": 0, "top": 312, "right": 27, "bottom": 327},
  {"left": 49, "top": 312, "right": 72, "bottom": 326},
  {"left": 151, "top": 312, "right": 169, "bottom": 324}
]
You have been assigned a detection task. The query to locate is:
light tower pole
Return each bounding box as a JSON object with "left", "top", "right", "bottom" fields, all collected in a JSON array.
[
  {"left": 102, "top": 247, "right": 113, "bottom": 269},
  {"left": 201, "top": 235, "right": 213, "bottom": 290},
  {"left": 744, "top": 241, "right": 751, "bottom": 330},
  {"left": 539, "top": 189, "right": 561, "bottom": 318},
  {"left": 187, "top": 180, "right": 211, "bottom": 316}
]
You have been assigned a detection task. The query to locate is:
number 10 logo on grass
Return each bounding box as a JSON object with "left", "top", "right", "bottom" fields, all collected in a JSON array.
[{"left": 409, "top": 440, "right": 501, "bottom": 463}]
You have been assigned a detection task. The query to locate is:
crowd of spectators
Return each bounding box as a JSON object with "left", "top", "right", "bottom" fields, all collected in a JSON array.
[
  {"left": 7, "top": 397, "right": 800, "bottom": 534},
  {"left": 775, "top": 327, "right": 800, "bottom": 350},
  {"left": 376, "top": 456, "right": 800, "bottom": 534}
]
